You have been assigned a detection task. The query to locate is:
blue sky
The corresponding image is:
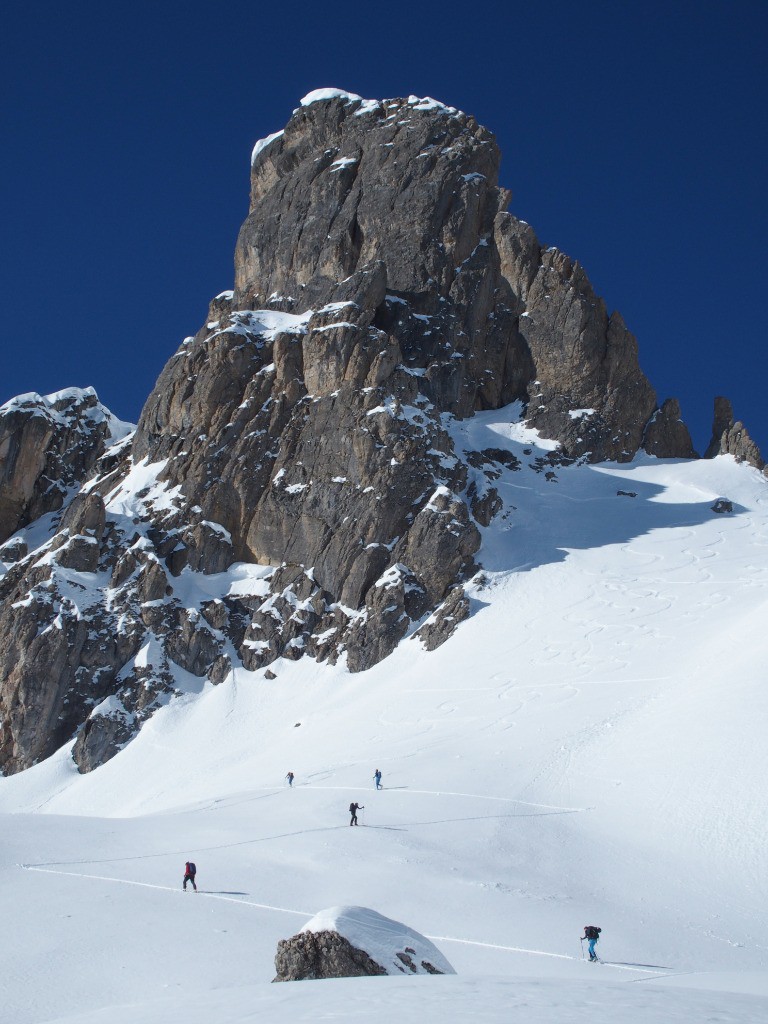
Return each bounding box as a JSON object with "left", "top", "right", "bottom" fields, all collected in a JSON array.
[{"left": 2, "top": 0, "right": 766, "bottom": 454}]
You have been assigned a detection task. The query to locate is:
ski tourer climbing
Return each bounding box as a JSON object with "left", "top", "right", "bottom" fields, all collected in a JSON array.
[
  {"left": 183, "top": 861, "right": 197, "bottom": 892},
  {"left": 373, "top": 769, "right": 382, "bottom": 789},
  {"left": 581, "top": 924, "right": 601, "bottom": 961},
  {"left": 286, "top": 771, "right": 294, "bottom": 787},
  {"left": 349, "top": 802, "right": 363, "bottom": 825}
]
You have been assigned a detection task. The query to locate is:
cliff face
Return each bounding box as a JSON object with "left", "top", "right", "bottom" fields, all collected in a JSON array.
[
  {"left": 0, "top": 89, "right": 761, "bottom": 775},
  {"left": 0, "top": 388, "right": 131, "bottom": 545}
]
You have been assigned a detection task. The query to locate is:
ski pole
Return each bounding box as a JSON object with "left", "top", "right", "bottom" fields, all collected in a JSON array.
[{"left": 579, "top": 938, "right": 585, "bottom": 960}]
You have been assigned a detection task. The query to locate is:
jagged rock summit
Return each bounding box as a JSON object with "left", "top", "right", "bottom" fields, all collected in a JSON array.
[{"left": 0, "top": 89, "right": 764, "bottom": 775}]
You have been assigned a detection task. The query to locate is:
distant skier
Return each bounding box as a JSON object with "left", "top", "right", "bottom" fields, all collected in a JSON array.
[
  {"left": 286, "top": 771, "right": 294, "bottom": 787},
  {"left": 349, "top": 802, "right": 364, "bottom": 825},
  {"left": 581, "top": 924, "right": 601, "bottom": 961},
  {"left": 183, "top": 861, "right": 197, "bottom": 892},
  {"left": 373, "top": 769, "right": 382, "bottom": 790}
]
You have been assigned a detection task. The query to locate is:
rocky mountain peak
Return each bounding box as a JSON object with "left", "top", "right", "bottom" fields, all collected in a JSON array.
[
  {"left": 235, "top": 89, "right": 504, "bottom": 315},
  {"left": 0, "top": 91, "right": 764, "bottom": 776}
]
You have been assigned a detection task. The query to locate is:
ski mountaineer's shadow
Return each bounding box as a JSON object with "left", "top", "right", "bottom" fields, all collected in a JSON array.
[
  {"left": 360, "top": 824, "right": 408, "bottom": 831},
  {"left": 609, "top": 961, "right": 674, "bottom": 970},
  {"left": 199, "top": 890, "right": 249, "bottom": 896}
]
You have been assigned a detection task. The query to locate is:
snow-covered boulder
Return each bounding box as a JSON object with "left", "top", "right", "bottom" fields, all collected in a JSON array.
[{"left": 273, "top": 905, "right": 455, "bottom": 981}]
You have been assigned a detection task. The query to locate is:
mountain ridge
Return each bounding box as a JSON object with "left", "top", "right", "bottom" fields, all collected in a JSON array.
[{"left": 0, "top": 90, "right": 764, "bottom": 778}]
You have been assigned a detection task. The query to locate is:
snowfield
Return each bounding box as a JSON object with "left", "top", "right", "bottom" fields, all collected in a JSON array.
[{"left": 2, "top": 412, "right": 767, "bottom": 1023}]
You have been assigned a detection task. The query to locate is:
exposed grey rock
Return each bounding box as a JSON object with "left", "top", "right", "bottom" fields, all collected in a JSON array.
[
  {"left": 395, "top": 950, "right": 444, "bottom": 975},
  {"left": 71, "top": 701, "right": 136, "bottom": 773},
  {"left": 273, "top": 930, "right": 387, "bottom": 981},
  {"left": 0, "top": 559, "right": 144, "bottom": 773},
  {"left": 71, "top": 658, "right": 176, "bottom": 773},
  {"left": 495, "top": 215, "right": 657, "bottom": 462},
  {"left": 165, "top": 609, "right": 222, "bottom": 677},
  {"left": 0, "top": 388, "right": 130, "bottom": 545},
  {"left": 49, "top": 491, "right": 108, "bottom": 572},
  {"left": 273, "top": 905, "right": 454, "bottom": 980},
  {"left": 414, "top": 586, "right": 471, "bottom": 651},
  {"left": 344, "top": 565, "right": 413, "bottom": 673},
  {"left": 465, "top": 448, "right": 517, "bottom": 526},
  {"left": 201, "top": 599, "right": 229, "bottom": 631},
  {"left": 466, "top": 448, "right": 521, "bottom": 476},
  {"left": 0, "top": 535, "right": 27, "bottom": 564},
  {"left": 393, "top": 491, "right": 479, "bottom": 607},
  {"left": 208, "top": 654, "right": 232, "bottom": 685},
  {"left": 705, "top": 397, "right": 765, "bottom": 470},
  {"left": 180, "top": 522, "right": 234, "bottom": 575},
  {"left": 643, "top": 398, "right": 697, "bottom": 459},
  {"left": 235, "top": 96, "right": 505, "bottom": 319},
  {"left": 55, "top": 533, "right": 102, "bottom": 573},
  {"left": 0, "top": 464, "right": 228, "bottom": 772},
  {"left": 711, "top": 498, "right": 734, "bottom": 514},
  {"left": 59, "top": 491, "right": 108, "bottom": 541},
  {"left": 469, "top": 484, "right": 503, "bottom": 526}
]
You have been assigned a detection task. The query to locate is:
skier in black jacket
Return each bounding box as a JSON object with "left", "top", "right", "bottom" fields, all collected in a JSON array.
[{"left": 349, "top": 802, "right": 363, "bottom": 825}]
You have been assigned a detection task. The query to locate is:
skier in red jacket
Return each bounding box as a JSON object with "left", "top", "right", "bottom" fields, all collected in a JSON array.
[{"left": 183, "top": 861, "right": 197, "bottom": 891}]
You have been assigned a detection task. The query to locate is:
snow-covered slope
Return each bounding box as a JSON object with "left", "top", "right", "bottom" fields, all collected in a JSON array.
[{"left": 1, "top": 413, "right": 767, "bottom": 1022}]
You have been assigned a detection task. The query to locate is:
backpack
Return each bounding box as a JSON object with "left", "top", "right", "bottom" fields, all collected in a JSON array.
[
  {"left": 584, "top": 925, "right": 601, "bottom": 940},
  {"left": 187, "top": 862, "right": 196, "bottom": 875}
]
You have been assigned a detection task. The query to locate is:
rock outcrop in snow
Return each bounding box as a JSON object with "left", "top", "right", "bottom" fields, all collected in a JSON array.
[
  {"left": 705, "top": 396, "right": 765, "bottom": 470},
  {"left": 0, "top": 91, "right": 764, "bottom": 775},
  {"left": 273, "top": 906, "right": 455, "bottom": 981}
]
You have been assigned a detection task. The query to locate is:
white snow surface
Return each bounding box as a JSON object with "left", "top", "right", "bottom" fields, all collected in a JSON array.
[
  {"left": 0, "top": 386, "right": 134, "bottom": 443},
  {"left": 251, "top": 130, "right": 284, "bottom": 166},
  {"left": 209, "top": 308, "right": 313, "bottom": 344},
  {"left": 298, "top": 89, "right": 459, "bottom": 118},
  {"left": 1, "top": 407, "right": 768, "bottom": 1022},
  {"left": 300, "top": 87, "right": 364, "bottom": 106}
]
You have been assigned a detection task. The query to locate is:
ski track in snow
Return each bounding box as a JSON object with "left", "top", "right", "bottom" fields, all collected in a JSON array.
[
  {"left": 21, "top": 864, "right": 669, "bottom": 976},
  {"left": 19, "top": 786, "right": 589, "bottom": 866}
]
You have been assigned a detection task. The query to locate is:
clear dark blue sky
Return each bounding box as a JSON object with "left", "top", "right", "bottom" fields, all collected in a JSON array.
[{"left": 2, "top": 0, "right": 766, "bottom": 454}]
